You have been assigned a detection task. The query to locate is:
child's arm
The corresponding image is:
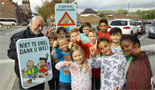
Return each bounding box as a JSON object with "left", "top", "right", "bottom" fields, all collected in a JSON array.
[
  {"left": 141, "top": 44, "right": 155, "bottom": 52},
  {"left": 55, "top": 61, "right": 72, "bottom": 70},
  {"left": 118, "top": 55, "right": 127, "bottom": 89}
]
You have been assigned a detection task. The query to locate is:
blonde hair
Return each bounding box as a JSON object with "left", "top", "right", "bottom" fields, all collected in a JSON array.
[
  {"left": 69, "top": 28, "right": 79, "bottom": 35},
  {"left": 70, "top": 45, "right": 88, "bottom": 74}
]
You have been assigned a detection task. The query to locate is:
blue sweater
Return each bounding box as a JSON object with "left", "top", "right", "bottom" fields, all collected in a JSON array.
[{"left": 54, "top": 48, "right": 71, "bottom": 83}]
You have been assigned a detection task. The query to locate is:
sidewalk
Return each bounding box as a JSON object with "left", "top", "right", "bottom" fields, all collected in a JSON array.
[{"left": 0, "top": 60, "right": 16, "bottom": 90}]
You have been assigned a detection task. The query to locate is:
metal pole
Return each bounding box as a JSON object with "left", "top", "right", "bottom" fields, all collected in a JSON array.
[{"left": 62, "top": 0, "right": 69, "bottom": 3}]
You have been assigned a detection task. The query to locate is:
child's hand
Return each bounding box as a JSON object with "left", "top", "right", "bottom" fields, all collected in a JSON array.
[
  {"left": 132, "top": 47, "right": 141, "bottom": 56},
  {"left": 49, "top": 25, "right": 56, "bottom": 31},
  {"left": 64, "top": 61, "right": 72, "bottom": 67},
  {"left": 115, "top": 86, "right": 120, "bottom": 90},
  {"left": 53, "top": 40, "right": 58, "bottom": 48},
  {"left": 90, "top": 47, "right": 96, "bottom": 57},
  {"left": 69, "top": 42, "right": 74, "bottom": 49},
  {"left": 51, "top": 49, "right": 55, "bottom": 56},
  {"left": 76, "top": 31, "right": 81, "bottom": 41}
]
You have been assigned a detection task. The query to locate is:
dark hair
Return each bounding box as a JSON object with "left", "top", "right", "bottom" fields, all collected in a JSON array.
[
  {"left": 47, "top": 32, "right": 57, "bottom": 40},
  {"left": 98, "top": 19, "right": 108, "bottom": 26},
  {"left": 80, "top": 22, "right": 91, "bottom": 33},
  {"left": 97, "top": 37, "right": 110, "bottom": 48},
  {"left": 39, "top": 53, "right": 49, "bottom": 63},
  {"left": 56, "top": 27, "right": 67, "bottom": 34},
  {"left": 120, "top": 35, "right": 140, "bottom": 47},
  {"left": 110, "top": 27, "right": 122, "bottom": 35}
]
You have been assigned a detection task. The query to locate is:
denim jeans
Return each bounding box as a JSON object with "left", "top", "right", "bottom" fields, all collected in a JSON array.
[{"left": 58, "top": 82, "right": 71, "bottom": 90}]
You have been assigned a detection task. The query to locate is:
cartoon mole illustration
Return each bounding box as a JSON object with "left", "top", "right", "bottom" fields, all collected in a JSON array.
[
  {"left": 22, "top": 60, "right": 38, "bottom": 83},
  {"left": 37, "top": 53, "right": 49, "bottom": 78}
]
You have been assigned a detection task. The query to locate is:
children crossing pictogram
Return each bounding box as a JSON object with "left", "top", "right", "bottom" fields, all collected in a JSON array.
[{"left": 57, "top": 12, "right": 75, "bottom": 26}]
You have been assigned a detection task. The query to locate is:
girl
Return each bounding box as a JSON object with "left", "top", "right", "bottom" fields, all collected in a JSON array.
[
  {"left": 80, "top": 22, "right": 92, "bottom": 43},
  {"left": 55, "top": 45, "right": 92, "bottom": 90},
  {"left": 120, "top": 35, "right": 154, "bottom": 89},
  {"left": 90, "top": 38, "right": 126, "bottom": 90}
]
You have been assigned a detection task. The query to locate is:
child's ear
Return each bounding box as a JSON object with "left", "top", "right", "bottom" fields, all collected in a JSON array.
[{"left": 135, "top": 43, "right": 139, "bottom": 48}]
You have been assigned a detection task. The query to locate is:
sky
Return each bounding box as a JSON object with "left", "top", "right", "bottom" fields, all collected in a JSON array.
[{"left": 13, "top": 0, "right": 155, "bottom": 13}]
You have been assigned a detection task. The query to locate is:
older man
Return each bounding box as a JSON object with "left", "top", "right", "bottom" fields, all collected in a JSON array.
[{"left": 7, "top": 16, "right": 45, "bottom": 90}]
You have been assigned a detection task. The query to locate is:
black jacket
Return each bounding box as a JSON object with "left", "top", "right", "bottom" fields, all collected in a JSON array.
[{"left": 7, "top": 27, "right": 44, "bottom": 78}]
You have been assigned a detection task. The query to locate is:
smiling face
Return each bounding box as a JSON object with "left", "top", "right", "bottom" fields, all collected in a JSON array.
[
  {"left": 110, "top": 33, "right": 122, "bottom": 43},
  {"left": 99, "top": 23, "right": 108, "bottom": 33},
  {"left": 30, "top": 16, "right": 44, "bottom": 35},
  {"left": 120, "top": 39, "right": 135, "bottom": 57},
  {"left": 59, "top": 39, "right": 69, "bottom": 52},
  {"left": 27, "top": 61, "right": 34, "bottom": 69},
  {"left": 98, "top": 41, "right": 112, "bottom": 56},
  {"left": 82, "top": 26, "right": 90, "bottom": 36},
  {"left": 70, "top": 32, "right": 78, "bottom": 42},
  {"left": 88, "top": 32, "right": 97, "bottom": 44},
  {"left": 57, "top": 30, "right": 66, "bottom": 38},
  {"left": 72, "top": 50, "right": 84, "bottom": 65}
]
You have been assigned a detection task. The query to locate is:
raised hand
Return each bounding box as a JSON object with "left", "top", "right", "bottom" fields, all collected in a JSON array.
[
  {"left": 76, "top": 31, "right": 81, "bottom": 41},
  {"left": 64, "top": 61, "right": 72, "bottom": 67},
  {"left": 53, "top": 40, "right": 59, "bottom": 48},
  {"left": 69, "top": 42, "right": 74, "bottom": 49},
  {"left": 115, "top": 86, "right": 120, "bottom": 90}
]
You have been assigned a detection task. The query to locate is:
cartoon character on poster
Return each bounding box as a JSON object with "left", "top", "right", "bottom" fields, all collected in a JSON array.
[
  {"left": 22, "top": 60, "right": 38, "bottom": 83},
  {"left": 37, "top": 53, "right": 49, "bottom": 78},
  {"left": 16, "top": 37, "right": 53, "bottom": 89}
]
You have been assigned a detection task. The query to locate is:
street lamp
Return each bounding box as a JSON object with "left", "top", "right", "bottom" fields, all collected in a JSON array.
[{"left": 128, "top": 2, "right": 131, "bottom": 16}]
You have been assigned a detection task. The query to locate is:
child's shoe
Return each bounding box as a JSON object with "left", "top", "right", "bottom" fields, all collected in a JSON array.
[
  {"left": 27, "top": 79, "right": 32, "bottom": 83},
  {"left": 39, "top": 75, "right": 43, "bottom": 78},
  {"left": 45, "top": 73, "right": 48, "bottom": 76}
]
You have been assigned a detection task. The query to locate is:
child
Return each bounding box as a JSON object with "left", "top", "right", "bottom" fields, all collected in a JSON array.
[
  {"left": 69, "top": 28, "right": 79, "bottom": 42},
  {"left": 55, "top": 45, "right": 92, "bottom": 90},
  {"left": 98, "top": 19, "right": 112, "bottom": 42},
  {"left": 120, "top": 35, "right": 154, "bottom": 89},
  {"left": 53, "top": 36, "right": 71, "bottom": 90},
  {"left": 80, "top": 22, "right": 92, "bottom": 43},
  {"left": 47, "top": 32, "right": 59, "bottom": 90},
  {"left": 90, "top": 37, "right": 127, "bottom": 90},
  {"left": 75, "top": 28, "right": 100, "bottom": 90},
  {"left": 56, "top": 27, "right": 67, "bottom": 38},
  {"left": 110, "top": 27, "right": 123, "bottom": 53}
]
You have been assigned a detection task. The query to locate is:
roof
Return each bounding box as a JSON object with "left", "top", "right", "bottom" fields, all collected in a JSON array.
[{"left": 80, "top": 8, "right": 98, "bottom": 14}]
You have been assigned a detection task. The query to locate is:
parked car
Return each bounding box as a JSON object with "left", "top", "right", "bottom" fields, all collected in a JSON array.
[
  {"left": 108, "top": 19, "right": 138, "bottom": 36},
  {"left": 148, "top": 21, "right": 155, "bottom": 38},
  {"left": 135, "top": 21, "right": 145, "bottom": 34},
  {"left": 21, "top": 21, "right": 28, "bottom": 26}
]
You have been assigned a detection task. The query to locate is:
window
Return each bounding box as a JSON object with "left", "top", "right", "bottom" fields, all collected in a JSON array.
[{"left": 1, "top": 1, "right": 4, "bottom": 7}]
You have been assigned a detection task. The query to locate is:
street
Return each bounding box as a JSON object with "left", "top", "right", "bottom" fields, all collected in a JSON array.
[{"left": 0, "top": 25, "right": 155, "bottom": 90}]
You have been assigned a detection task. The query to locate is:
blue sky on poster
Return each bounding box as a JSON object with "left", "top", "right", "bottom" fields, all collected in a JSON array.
[{"left": 13, "top": 0, "right": 155, "bottom": 13}]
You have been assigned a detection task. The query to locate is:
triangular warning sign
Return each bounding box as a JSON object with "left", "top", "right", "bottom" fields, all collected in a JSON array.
[{"left": 57, "top": 12, "right": 75, "bottom": 26}]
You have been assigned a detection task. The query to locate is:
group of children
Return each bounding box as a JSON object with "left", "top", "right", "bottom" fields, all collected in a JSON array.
[{"left": 46, "top": 19, "right": 155, "bottom": 90}]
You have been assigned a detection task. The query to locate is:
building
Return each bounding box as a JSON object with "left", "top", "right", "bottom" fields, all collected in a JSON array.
[
  {"left": 22, "top": 0, "right": 32, "bottom": 19},
  {"left": 78, "top": 8, "right": 100, "bottom": 24},
  {"left": 0, "top": 0, "right": 27, "bottom": 24}
]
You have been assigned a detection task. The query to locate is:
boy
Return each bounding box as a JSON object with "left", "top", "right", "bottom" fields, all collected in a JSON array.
[
  {"left": 98, "top": 19, "right": 112, "bottom": 42},
  {"left": 53, "top": 36, "right": 71, "bottom": 90},
  {"left": 56, "top": 27, "right": 67, "bottom": 38},
  {"left": 110, "top": 27, "right": 123, "bottom": 53}
]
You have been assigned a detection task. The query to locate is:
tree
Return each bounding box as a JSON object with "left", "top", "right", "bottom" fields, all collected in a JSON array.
[
  {"left": 35, "top": 0, "right": 61, "bottom": 24},
  {"left": 115, "top": 8, "right": 128, "bottom": 15},
  {"left": 98, "top": 13, "right": 105, "bottom": 18}
]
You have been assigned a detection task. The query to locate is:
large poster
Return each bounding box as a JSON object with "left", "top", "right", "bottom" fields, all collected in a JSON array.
[
  {"left": 16, "top": 37, "right": 53, "bottom": 89},
  {"left": 55, "top": 3, "right": 77, "bottom": 31}
]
